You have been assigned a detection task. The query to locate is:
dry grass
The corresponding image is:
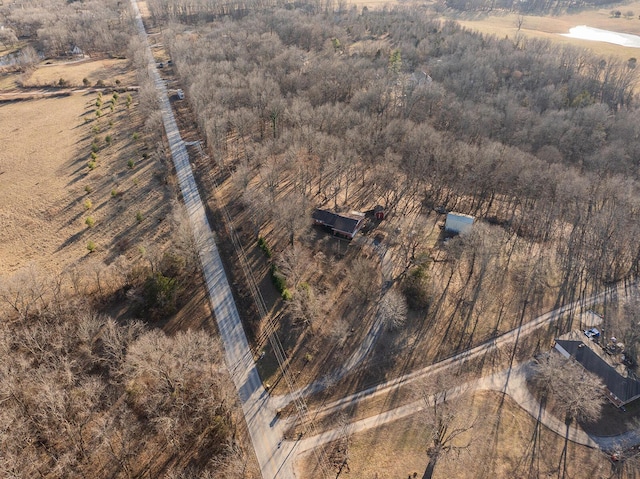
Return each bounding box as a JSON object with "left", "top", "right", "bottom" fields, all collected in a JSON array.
[
  {"left": 299, "top": 390, "right": 611, "bottom": 479},
  {"left": 0, "top": 59, "right": 171, "bottom": 280},
  {"left": 0, "top": 94, "right": 89, "bottom": 273},
  {"left": 455, "top": 6, "right": 640, "bottom": 59},
  {"left": 346, "top": 0, "right": 640, "bottom": 59},
  {"left": 25, "top": 58, "right": 135, "bottom": 88}
]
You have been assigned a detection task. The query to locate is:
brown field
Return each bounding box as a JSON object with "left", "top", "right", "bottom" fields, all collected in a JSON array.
[
  {"left": 455, "top": 4, "right": 640, "bottom": 59},
  {"left": 26, "top": 57, "right": 135, "bottom": 88},
  {"left": 347, "top": 0, "right": 640, "bottom": 59},
  {"left": 0, "top": 59, "right": 171, "bottom": 280},
  {"left": 300, "top": 391, "right": 609, "bottom": 479}
]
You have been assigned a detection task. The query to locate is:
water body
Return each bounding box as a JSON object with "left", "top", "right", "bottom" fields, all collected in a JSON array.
[{"left": 561, "top": 25, "right": 640, "bottom": 48}]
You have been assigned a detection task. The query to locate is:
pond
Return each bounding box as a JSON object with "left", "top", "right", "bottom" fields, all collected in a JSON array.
[{"left": 561, "top": 25, "right": 640, "bottom": 48}]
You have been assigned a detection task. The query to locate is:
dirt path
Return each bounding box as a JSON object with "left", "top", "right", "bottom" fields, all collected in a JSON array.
[
  {"left": 276, "top": 280, "right": 629, "bottom": 413},
  {"left": 292, "top": 363, "right": 600, "bottom": 456}
]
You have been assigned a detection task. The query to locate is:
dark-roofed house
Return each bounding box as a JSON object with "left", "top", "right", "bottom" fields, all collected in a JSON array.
[
  {"left": 312, "top": 209, "right": 365, "bottom": 240},
  {"left": 555, "top": 339, "right": 640, "bottom": 407}
]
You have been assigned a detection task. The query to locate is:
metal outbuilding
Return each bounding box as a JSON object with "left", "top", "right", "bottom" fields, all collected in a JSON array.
[{"left": 445, "top": 212, "right": 474, "bottom": 235}]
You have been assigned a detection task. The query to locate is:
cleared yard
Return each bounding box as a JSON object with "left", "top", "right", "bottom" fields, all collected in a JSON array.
[{"left": 299, "top": 391, "right": 610, "bottom": 478}]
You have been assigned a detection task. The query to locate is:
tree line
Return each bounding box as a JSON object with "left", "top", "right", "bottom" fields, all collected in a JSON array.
[
  {"left": 0, "top": 0, "right": 134, "bottom": 58},
  {"left": 0, "top": 276, "right": 247, "bottom": 478}
]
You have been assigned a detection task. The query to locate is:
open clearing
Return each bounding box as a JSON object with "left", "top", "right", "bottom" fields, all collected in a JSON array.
[
  {"left": 453, "top": 3, "right": 640, "bottom": 59},
  {"left": 0, "top": 94, "right": 89, "bottom": 273},
  {"left": 26, "top": 58, "right": 135, "bottom": 88},
  {"left": 300, "top": 391, "right": 608, "bottom": 478},
  {"left": 0, "top": 58, "right": 170, "bottom": 279}
]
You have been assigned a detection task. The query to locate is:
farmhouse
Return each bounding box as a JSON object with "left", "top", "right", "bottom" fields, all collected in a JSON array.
[
  {"left": 555, "top": 337, "right": 640, "bottom": 407},
  {"left": 445, "top": 212, "right": 475, "bottom": 235},
  {"left": 312, "top": 209, "right": 365, "bottom": 239}
]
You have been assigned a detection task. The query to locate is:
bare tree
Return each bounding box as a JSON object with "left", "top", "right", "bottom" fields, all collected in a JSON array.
[
  {"left": 418, "top": 377, "right": 475, "bottom": 479},
  {"left": 0, "top": 263, "right": 50, "bottom": 320},
  {"left": 531, "top": 351, "right": 605, "bottom": 423},
  {"left": 329, "top": 412, "right": 353, "bottom": 477},
  {"left": 287, "top": 283, "right": 321, "bottom": 326},
  {"left": 272, "top": 190, "right": 311, "bottom": 246},
  {"left": 348, "top": 257, "right": 380, "bottom": 301},
  {"left": 277, "top": 244, "right": 311, "bottom": 289},
  {"left": 377, "top": 288, "right": 408, "bottom": 330}
]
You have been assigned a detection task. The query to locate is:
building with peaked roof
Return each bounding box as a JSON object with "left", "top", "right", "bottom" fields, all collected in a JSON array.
[
  {"left": 555, "top": 338, "right": 640, "bottom": 407},
  {"left": 312, "top": 209, "right": 365, "bottom": 239}
]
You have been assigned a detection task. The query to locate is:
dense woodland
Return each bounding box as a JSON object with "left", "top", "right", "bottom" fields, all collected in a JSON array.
[
  {"left": 152, "top": 5, "right": 640, "bottom": 366},
  {"left": 0, "top": 294, "right": 243, "bottom": 478},
  {"left": 0, "top": 0, "right": 133, "bottom": 58}
]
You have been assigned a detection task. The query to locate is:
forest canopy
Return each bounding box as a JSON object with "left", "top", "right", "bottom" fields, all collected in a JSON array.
[{"left": 162, "top": 5, "right": 640, "bottom": 291}]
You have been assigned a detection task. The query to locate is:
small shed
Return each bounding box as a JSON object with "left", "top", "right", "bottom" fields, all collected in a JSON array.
[
  {"left": 374, "top": 205, "right": 385, "bottom": 220},
  {"left": 70, "top": 45, "right": 83, "bottom": 56},
  {"left": 445, "top": 212, "right": 474, "bottom": 235}
]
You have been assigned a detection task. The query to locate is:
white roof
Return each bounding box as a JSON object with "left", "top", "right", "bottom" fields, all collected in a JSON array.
[{"left": 446, "top": 212, "right": 474, "bottom": 224}]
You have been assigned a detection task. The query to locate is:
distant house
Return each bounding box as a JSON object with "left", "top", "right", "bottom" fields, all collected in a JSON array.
[
  {"left": 445, "top": 212, "right": 474, "bottom": 235},
  {"left": 409, "top": 70, "right": 433, "bottom": 86},
  {"left": 555, "top": 339, "right": 640, "bottom": 407},
  {"left": 313, "top": 209, "right": 365, "bottom": 239},
  {"left": 70, "top": 45, "right": 83, "bottom": 57}
]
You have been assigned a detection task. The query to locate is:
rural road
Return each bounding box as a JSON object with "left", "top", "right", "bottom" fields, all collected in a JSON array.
[{"left": 129, "top": 2, "right": 295, "bottom": 478}]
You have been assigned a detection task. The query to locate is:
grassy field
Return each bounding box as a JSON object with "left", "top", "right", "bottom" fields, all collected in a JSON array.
[
  {"left": 346, "top": 0, "right": 640, "bottom": 59},
  {"left": 0, "top": 59, "right": 170, "bottom": 278},
  {"left": 455, "top": 4, "right": 640, "bottom": 59},
  {"left": 299, "top": 391, "right": 609, "bottom": 478},
  {"left": 26, "top": 58, "right": 134, "bottom": 88}
]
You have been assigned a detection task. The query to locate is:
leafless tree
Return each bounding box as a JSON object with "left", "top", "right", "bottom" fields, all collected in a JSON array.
[
  {"left": 329, "top": 412, "right": 353, "bottom": 477},
  {"left": 377, "top": 289, "right": 408, "bottom": 330},
  {"left": 417, "top": 376, "right": 475, "bottom": 479},
  {"left": 531, "top": 351, "right": 605, "bottom": 423},
  {"left": 277, "top": 244, "right": 311, "bottom": 289},
  {"left": 348, "top": 257, "right": 380, "bottom": 301},
  {"left": 287, "top": 283, "right": 321, "bottom": 326},
  {"left": 272, "top": 190, "right": 311, "bottom": 246},
  {"left": 0, "top": 263, "right": 50, "bottom": 320}
]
